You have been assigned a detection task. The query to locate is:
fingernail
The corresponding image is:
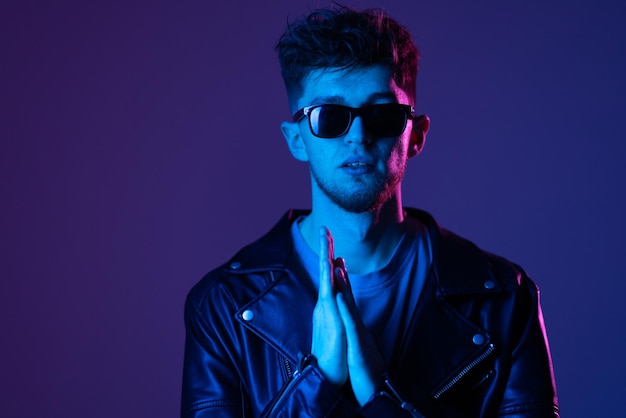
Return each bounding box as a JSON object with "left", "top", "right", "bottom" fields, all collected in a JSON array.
[{"left": 336, "top": 257, "right": 346, "bottom": 268}]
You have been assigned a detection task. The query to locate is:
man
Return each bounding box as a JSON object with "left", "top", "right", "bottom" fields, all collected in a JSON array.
[{"left": 181, "top": 6, "right": 558, "bottom": 417}]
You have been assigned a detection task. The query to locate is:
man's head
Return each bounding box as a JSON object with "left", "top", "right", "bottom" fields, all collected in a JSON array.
[
  {"left": 276, "top": 6, "right": 419, "bottom": 110},
  {"left": 277, "top": 6, "right": 429, "bottom": 214}
]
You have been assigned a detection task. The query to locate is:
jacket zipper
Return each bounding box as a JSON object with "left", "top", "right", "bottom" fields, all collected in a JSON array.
[
  {"left": 433, "top": 343, "right": 495, "bottom": 399},
  {"left": 267, "top": 354, "right": 314, "bottom": 417},
  {"left": 267, "top": 366, "right": 307, "bottom": 417},
  {"left": 282, "top": 356, "right": 293, "bottom": 379}
]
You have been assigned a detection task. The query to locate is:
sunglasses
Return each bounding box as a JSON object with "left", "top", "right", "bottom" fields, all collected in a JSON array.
[{"left": 293, "top": 103, "right": 416, "bottom": 139}]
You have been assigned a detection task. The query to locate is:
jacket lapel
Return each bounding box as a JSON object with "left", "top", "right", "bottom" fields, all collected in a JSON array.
[
  {"left": 395, "top": 209, "right": 503, "bottom": 396},
  {"left": 235, "top": 267, "right": 315, "bottom": 365}
]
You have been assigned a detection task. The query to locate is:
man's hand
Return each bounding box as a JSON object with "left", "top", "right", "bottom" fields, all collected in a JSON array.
[
  {"left": 311, "top": 227, "right": 386, "bottom": 406},
  {"left": 334, "top": 258, "right": 386, "bottom": 406},
  {"left": 311, "top": 227, "right": 348, "bottom": 388}
]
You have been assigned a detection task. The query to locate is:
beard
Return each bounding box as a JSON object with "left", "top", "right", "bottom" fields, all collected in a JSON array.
[{"left": 310, "top": 164, "right": 406, "bottom": 213}]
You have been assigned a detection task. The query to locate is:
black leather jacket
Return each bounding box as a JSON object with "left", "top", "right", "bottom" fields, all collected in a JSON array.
[{"left": 181, "top": 209, "right": 559, "bottom": 417}]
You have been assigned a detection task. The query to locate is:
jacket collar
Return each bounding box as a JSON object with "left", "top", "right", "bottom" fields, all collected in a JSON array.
[
  {"left": 225, "top": 208, "right": 502, "bottom": 296},
  {"left": 223, "top": 209, "right": 303, "bottom": 274}
]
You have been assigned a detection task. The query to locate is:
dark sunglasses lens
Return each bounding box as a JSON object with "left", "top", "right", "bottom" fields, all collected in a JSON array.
[
  {"left": 310, "top": 105, "right": 351, "bottom": 138},
  {"left": 364, "top": 104, "right": 408, "bottom": 137}
]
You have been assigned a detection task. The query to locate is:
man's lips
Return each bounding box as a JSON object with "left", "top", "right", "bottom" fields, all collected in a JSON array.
[{"left": 340, "top": 156, "right": 376, "bottom": 168}]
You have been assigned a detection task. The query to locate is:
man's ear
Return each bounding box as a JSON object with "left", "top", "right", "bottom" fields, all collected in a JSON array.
[
  {"left": 281, "top": 121, "right": 309, "bottom": 162},
  {"left": 408, "top": 114, "right": 430, "bottom": 158}
]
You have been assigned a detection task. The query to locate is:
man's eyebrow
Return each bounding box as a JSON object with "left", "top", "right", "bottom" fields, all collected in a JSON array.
[
  {"left": 366, "top": 92, "right": 399, "bottom": 103},
  {"left": 309, "top": 95, "right": 345, "bottom": 106},
  {"left": 309, "top": 92, "right": 399, "bottom": 107}
]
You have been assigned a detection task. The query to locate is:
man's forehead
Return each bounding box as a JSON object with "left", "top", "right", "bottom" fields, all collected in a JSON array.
[{"left": 296, "top": 65, "right": 408, "bottom": 108}]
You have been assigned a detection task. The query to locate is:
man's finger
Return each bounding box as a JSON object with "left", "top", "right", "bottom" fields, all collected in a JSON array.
[
  {"left": 318, "top": 226, "right": 334, "bottom": 299},
  {"left": 333, "top": 258, "right": 351, "bottom": 291},
  {"left": 336, "top": 292, "right": 358, "bottom": 335},
  {"left": 334, "top": 260, "right": 359, "bottom": 313}
]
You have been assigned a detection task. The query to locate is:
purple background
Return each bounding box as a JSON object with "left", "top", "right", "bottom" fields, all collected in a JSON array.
[{"left": 1, "top": 0, "right": 624, "bottom": 416}]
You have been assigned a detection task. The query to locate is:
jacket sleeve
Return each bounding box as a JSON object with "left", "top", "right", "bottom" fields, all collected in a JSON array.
[
  {"left": 181, "top": 293, "right": 245, "bottom": 417},
  {"left": 495, "top": 276, "right": 559, "bottom": 417}
]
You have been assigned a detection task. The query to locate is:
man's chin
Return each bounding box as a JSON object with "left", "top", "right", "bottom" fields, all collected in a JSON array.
[
  {"left": 329, "top": 190, "right": 390, "bottom": 214},
  {"left": 312, "top": 169, "right": 399, "bottom": 213}
]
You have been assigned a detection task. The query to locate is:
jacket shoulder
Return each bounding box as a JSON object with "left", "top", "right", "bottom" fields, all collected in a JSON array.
[
  {"left": 405, "top": 207, "right": 536, "bottom": 295},
  {"left": 185, "top": 209, "right": 307, "bottom": 312},
  {"left": 185, "top": 262, "right": 236, "bottom": 311},
  {"left": 443, "top": 226, "right": 537, "bottom": 293}
]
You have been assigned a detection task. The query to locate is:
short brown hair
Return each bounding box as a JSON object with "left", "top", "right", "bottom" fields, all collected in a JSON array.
[{"left": 275, "top": 6, "right": 419, "bottom": 106}]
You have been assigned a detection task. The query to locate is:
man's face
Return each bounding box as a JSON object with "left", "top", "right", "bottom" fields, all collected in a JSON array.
[{"left": 285, "top": 64, "right": 420, "bottom": 213}]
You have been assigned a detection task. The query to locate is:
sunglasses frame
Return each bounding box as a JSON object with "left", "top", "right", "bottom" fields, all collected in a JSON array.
[{"left": 293, "top": 103, "right": 416, "bottom": 139}]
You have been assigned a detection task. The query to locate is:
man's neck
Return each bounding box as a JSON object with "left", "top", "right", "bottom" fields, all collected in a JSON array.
[{"left": 299, "top": 198, "right": 406, "bottom": 275}]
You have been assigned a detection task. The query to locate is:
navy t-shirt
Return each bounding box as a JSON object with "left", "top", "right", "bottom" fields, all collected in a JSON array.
[{"left": 289, "top": 215, "right": 432, "bottom": 365}]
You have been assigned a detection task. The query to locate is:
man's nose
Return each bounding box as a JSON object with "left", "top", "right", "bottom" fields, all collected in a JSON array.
[{"left": 343, "top": 116, "right": 373, "bottom": 145}]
